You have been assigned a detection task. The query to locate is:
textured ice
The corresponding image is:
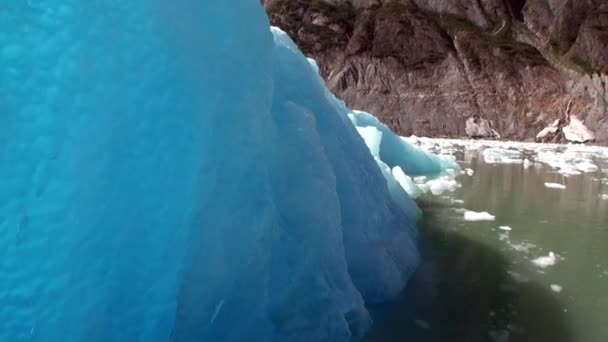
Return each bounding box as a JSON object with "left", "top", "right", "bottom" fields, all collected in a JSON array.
[
  {"left": 0, "top": 2, "right": 456, "bottom": 342},
  {"left": 350, "top": 112, "right": 459, "bottom": 176}
]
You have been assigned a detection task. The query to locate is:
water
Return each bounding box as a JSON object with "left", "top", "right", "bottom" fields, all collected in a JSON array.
[{"left": 365, "top": 139, "right": 608, "bottom": 342}]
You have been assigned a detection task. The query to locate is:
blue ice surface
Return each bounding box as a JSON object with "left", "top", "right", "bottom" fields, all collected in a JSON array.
[{"left": 0, "top": 1, "right": 452, "bottom": 341}]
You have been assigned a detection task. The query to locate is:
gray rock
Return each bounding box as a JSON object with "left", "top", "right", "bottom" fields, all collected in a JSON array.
[
  {"left": 266, "top": 0, "right": 608, "bottom": 144},
  {"left": 466, "top": 116, "right": 500, "bottom": 138}
]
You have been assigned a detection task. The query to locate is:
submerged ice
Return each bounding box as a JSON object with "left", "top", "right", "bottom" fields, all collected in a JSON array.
[{"left": 0, "top": 2, "right": 453, "bottom": 342}]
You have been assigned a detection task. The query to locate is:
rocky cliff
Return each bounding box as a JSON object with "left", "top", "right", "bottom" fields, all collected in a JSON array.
[{"left": 265, "top": 0, "right": 608, "bottom": 143}]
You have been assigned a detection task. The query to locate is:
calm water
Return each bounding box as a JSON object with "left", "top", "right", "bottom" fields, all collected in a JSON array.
[{"left": 365, "top": 140, "right": 608, "bottom": 342}]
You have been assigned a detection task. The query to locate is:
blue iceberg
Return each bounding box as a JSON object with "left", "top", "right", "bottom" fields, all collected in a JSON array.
[{"left": 0, "top": 1, "right": 453, "bottom": 341}]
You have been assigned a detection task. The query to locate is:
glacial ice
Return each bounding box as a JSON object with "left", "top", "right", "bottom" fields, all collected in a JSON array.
[{"left": 0, "top": 2, "right": 453, "bottom": 342}]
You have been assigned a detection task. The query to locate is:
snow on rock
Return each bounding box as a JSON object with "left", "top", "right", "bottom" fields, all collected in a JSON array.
[
  {"left": 536, "top": 119, "right": 561, "bottom": 140},
  {"left": 532, "top": 252, "right": 558, "bottom": 268},
  {"left": 545, "top": 182, "right": 567, "bottom": 189},
  {"left": 464, "top": 211, "right": 496, "bottom": 221},
  {"left": 0, "top": 3, "right": 455, "bottom": 341},
  {"left": 563, "top": 116, "right": 596, "bottom": 143}
]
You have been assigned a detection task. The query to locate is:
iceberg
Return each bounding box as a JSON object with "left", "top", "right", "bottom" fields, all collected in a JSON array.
[{"left": 0, "top": 1, "right": 453, "bottom": 341}]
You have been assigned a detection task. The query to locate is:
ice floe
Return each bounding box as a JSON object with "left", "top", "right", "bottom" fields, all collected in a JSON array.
[
  {"left": 464, "top": 211, "right": 496, "bottom": 221},
  {"left": 532, "top": 252, "right": 557, "bottom": 268},
  {"left": 402, "top": 137, "right": 608, "bottom": 177},
  {"left": 544, "top": 182, "right": 567, "bottom": 190}
]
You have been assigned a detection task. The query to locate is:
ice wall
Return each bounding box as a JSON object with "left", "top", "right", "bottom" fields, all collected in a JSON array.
[{"left": 0, "top": 1, "right": 450, "bottom": 341}]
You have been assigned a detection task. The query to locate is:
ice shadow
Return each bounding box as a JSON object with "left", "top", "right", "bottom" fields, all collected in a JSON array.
[{"left": 362, "top": 199, "right": 574, "bottom": 342}]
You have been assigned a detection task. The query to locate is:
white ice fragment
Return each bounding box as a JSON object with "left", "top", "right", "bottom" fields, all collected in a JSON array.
[
  {"left": 574, "top": 159, "right": 599, "bottom": 173},
  {"left": 558, "top": 169, "right": 582, "bottom": 176},
  {"left": 427, "top": 178, "right": 459, "bottom": 196},
  {"left": 544, "top": 182, "right": 566, "bottom": 190},
  {"left": 532, "top": 252, "right": 557, "bottom": 268},
  {"left": 509, "top": 241, "right": 536, "bottom": 253},
  {"left": 499, "top": 226, "right": 512, "bottom": 231},
  {"left": 465, "top": 168, "right": 475, "bottom": 176},
  {"left": 482, "top": 148, "right": 522, "bottom": 164},
  {"left": 356, "top": 126, "right": 382, "bottom": 158},
  {"left": 600, "top": 194, "right": 608, "bottom": 200},
  {"left": 523, "top": 159, "right": 533, "bottom": 169},
  {"left": 550, "top": 284, "right": 563, "bottom": 293},
  {"left": 464, "top": 211, "right": 496, "bottom": 221}
]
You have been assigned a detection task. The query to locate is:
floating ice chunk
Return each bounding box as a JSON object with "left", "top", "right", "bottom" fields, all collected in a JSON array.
[
  {"left": 465, "top": 168, "right": 475, "bottom": 176},
  {"left": 482, "top": 148, "right": 522, "bottom": 164},
  {"left": 544, "top": 182, "right": 566, "bottom": 189},
  {"left": 600, "top": 194, "right": 608, "bottom": 200},
  {"left": 451, "top": 199, "right": 465, "bottom": 204},
  {"left": 427, "top": 177, "right": 460, "bottom": 196},
  {"left": 464, "top": 211, "right": 496, "bottom": 221},
  {"left": 499, "top": 226, "right": 512, "bottom": 231},
  {"left": 558, "top": 169, "right": 583, "bottom": 176},
  {"left": 550, "top": 284, "right": 563, "bottom": 293},
  {"left": 507, "top": 270, "right": 530, "bottom": 283},
  {"left": 510, "top": 241, "right": 535, "bottom": 253},
  {"left": 523, "top": 159, "right": 533, "bottom": 169},
  {"left": 532, "top": 252, "right": 557, "bottom": 268},
  {"left": 574, "top": 159, "right": 599, "bottom": 173}
]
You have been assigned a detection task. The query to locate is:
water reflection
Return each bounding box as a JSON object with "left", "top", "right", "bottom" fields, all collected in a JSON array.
[
  {"left": 363, "top": 200, "right": 573, "bottom": 342},
  {"left": 365, "top": 139, "right": 608, "bottom": 342}
]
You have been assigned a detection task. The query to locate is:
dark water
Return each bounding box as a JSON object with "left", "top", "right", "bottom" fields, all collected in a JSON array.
[{"left": 365, "top": 141, "right": 608, "bottom": 342}]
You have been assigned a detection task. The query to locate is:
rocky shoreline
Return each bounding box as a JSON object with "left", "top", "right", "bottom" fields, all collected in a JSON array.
[{"left": 265, "top": 0, "right": 608, "bottom": 144}]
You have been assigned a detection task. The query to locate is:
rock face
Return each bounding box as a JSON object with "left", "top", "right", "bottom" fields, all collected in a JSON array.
[
  {"left": 465, "top": 116, "right": 500, "bottom": 139},
  {"left": 266, "top": 0, "right": 608, "bottom": 144}
]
